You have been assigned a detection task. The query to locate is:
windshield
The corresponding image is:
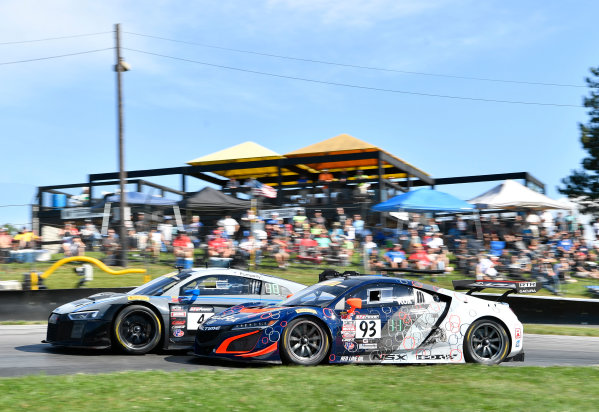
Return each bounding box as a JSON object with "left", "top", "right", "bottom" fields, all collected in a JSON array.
[
  {"left": 278, "top": 279, "right": 359, "bottom": 308},
  {"left": 128, "top": 271, "right": 192, "bottom": 296}
]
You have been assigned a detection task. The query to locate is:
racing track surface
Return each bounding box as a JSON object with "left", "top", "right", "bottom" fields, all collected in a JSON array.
[{"left": 1, "top": 325, "right": 598, "bottom": 377}]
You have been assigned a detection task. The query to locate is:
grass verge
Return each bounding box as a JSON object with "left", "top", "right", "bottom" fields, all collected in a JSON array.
[
  {"left": 524, "top": 324, "right": 599, "bottom": 337},
  {"left": 1, "top": 366, "right": 597, "bottom": 411}
]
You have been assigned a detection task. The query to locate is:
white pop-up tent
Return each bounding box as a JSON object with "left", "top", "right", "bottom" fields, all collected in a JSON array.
[{"left": 468, "top": 179, "right": 565, "bottom": 210}]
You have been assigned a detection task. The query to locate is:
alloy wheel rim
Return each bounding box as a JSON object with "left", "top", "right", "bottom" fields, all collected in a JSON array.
[
  {"left": 288, "top": 321, "right": 324, "bottom": 360},
  {"left": 471, "top": 323, "right": 504, "bottom": 360}
]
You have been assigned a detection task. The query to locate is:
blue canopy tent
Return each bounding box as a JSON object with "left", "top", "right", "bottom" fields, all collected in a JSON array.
[
  {"left": 372, "top": 188, "right": 481, "bottom": 240},
  {"left": 372, "top": 188, "right": 474, "bottom": 213}
]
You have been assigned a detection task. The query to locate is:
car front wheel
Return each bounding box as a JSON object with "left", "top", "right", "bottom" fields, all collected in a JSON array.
[
  {"left": 113, "top": 305, "right": 162, "bottom": 355},
  {"left": 280, "top": 318, "right": 329, "bottom": 366}
]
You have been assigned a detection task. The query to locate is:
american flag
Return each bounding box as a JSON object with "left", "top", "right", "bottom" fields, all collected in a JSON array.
[{"left": 251, "top": 180, "right": 277, "bottom": 198}]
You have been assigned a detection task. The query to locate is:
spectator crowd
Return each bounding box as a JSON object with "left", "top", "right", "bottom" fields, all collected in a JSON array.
[{"left": 4, "top": 205, "right": 599, "bottom": 295}]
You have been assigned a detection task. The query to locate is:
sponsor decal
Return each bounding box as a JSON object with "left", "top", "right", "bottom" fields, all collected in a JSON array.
[
  {"left": 339, "top": 355, "right": 363, "bottom": 362},
  {"left": 342, "top": 331, "right": 356, "bottom": 339},
  {"left": 171, "top": 311, "right": 186, "bottom": 317},
  {"left": 515, "top": 339, "right": 521, "bottom": 348},
  {"left": 396, "top": 297, "right": 415, "bottom": 305},
  {"left": 371, "top": 353, "right": 407, "bottom": 361},
  {"left": 387, "top": 319, "right": 404, "bottom": 332},
  {"left": 515, "top": 328, "right": 522, "bottom": 339},
  {"left": 201, "top": 325, "right": 221, "bottom": 331},
  {"left": 189, "top": 306, "right": 214, "bottom": 312},
  {"left": 519, "top": 289, "right": 537, "bottom": 293},
  {"left": 518, "top": 282, "right": 536, "bottom": 288},
  {"left": 342, "top": 320, "right": 356, "bottom": 331},
  {"left": 295, "top": 308, "right": 317, "bottom": 314},
  {"left": 172, "top": 328, "right": 185, "bottom": 338},
  {"left": 343, "top": 341, "right": 357, "bottom": 351},
  {"left": 171, "top": 306, "right": 183, "bottom": 311},
  {"left": 355, "top": 314, "right": 378, "bottom": 320},
  {"left": 171, "top": 320, "right": 186, "bottom": 326},
  {"left": 171, "top": 325, "right": 185, "bottom": 329},
  {"left": 416, "top": 353, "right": 459, "bottom": 360},
  {"left": 127, "top": 295, "right": 149, "bottom": 301},
  {"left": 359, "top": 343, "right": 378, "bottom": 350}
]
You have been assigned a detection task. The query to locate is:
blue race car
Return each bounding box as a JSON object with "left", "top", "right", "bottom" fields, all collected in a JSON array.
[{"left": 194, "top": 270, "right": 539, "bottom": 365}]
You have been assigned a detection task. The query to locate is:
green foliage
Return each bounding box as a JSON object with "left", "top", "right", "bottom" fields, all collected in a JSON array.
[
  {"left": 0, "top": 366, "right": 598, "bottom": 411},
  {"left": 560, "top": 66, "right": 599, "bottom": 214}
]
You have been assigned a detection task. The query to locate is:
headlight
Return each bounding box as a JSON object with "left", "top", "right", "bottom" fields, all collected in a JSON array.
[
  {"left": 48, "top": 313, "right": 59, "bottom": 324},
  {"left": 232, "top": 320, "right": 275, "bottom": 330},
  {"left": 68, "top": 311, "right": 100, "bottom": 321}
]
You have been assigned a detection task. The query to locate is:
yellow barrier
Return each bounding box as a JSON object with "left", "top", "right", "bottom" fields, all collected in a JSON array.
[{"left": 40, "top": 256, "right": 147, "bottom": 280}]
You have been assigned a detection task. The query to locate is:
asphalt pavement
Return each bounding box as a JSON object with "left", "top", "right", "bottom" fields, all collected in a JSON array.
[{"left": 1, "top": 325, "right": 598, "bottom": 377}]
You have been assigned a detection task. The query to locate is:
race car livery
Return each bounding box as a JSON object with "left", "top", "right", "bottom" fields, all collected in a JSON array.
[
  {"left": 194, "top": 273, "right": 538, "bottom": 365},
  {"left": 44, "top": 268, "right": 305, "bottom": 354}
]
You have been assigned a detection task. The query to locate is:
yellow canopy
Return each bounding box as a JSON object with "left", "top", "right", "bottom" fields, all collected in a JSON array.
[
  {"left": 285, "top": 134, "right": 429, "bottom": 178},
  {"left": 187, "top": 141, "right": 316, "bottom": 180}
]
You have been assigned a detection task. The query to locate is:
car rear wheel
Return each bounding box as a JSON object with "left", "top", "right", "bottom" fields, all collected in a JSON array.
[
  {"left": 113, "top": 305, "right": 161, "bottom": 355},
  {"left": 280, "top": 318, "right": 329, "bottom": 366},
  {"left": 464, "top": 319, "right": 509, "bottom": 365}
]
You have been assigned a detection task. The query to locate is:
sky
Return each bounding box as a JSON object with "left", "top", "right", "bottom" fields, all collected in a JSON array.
[{"left": 0, "top": 0, "right": 597, "bottom": 227}]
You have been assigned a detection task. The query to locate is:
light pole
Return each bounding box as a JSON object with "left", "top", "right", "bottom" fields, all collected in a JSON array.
[{"left": 114, "top": 23, "right": 130, "bottom": 266}]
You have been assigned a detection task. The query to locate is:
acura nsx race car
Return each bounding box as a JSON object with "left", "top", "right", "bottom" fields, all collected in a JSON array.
[
  {"left": 44, "top": 268, "right": 305, "bottom": 354},
  {"left": 194, "top": 271, "right": 540, "bottom": 365}
]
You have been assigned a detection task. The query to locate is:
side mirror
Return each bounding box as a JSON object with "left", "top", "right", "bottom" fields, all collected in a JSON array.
[
  {"left": 182, "top": 289, "right": 200, "bottom": 297},
  {"left": 346, "top": 298, "right": 362, "bottom": 315},
  {"left": 346, "top": 298, "right": 362, "bottom": 310}
]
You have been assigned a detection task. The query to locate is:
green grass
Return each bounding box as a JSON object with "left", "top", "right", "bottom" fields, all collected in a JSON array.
[
  {"left": 1, "top": 251, "right": 598, "bottom": 299},
  {"left": 524, "top": 324, "right": 599, "bottom": 337},
  {"left": 0, "top": 366, "right": 598, "bottom": 411}
]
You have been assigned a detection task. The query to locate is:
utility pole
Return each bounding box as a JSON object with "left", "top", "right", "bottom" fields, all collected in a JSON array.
[{"left": 115, "top": 23, "right": 128, "bottom": 267}]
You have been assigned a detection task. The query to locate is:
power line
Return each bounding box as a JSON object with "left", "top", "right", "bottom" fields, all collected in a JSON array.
[
  {"left": 124, "top": 47, "right": 582, "bottom": 108},
  {"left": 124, "top": 31, "right": 586, "bottom": 89},
  {"left": 0, "top": 31, "right": 111, "bottom": 46},
  {"left": 0, "top": 48, "right": 113, "bottom": 66}
]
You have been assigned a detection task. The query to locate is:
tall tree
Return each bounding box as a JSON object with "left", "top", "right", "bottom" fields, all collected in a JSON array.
[{"left": 559, "top": 67, "right": 599, "bottom": 214}]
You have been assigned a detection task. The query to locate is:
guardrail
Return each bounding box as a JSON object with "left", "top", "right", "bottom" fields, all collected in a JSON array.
[{"left": 0, "top": 287, "right": 597, "bottom": 323}]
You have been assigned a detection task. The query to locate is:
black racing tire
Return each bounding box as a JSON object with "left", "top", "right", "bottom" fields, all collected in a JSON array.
[
  {"left": 280, "top": 317, "right": 329, "bottom": 366},
  {"left": 464, "top": 318, "right": 509, "bottom": 365},
  {"left": 113, "top": 305, "right": 162, "bottom": 355}
]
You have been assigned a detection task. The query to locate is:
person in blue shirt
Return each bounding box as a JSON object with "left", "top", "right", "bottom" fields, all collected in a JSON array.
[{"left": 384, "top": 244, "right": 407, "bottom": 268}]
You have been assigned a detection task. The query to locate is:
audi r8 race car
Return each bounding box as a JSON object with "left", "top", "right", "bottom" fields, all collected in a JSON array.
[
  {"left": 44, "top": 268, "right": 305, "bottom": 354},
  {"left": 194, "top": 271, "right": 539, "bottom": 365}
]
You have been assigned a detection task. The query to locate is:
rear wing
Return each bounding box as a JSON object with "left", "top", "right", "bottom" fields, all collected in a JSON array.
[
  {"left": 318, "top": 270, "right": 361, "bottom": 282},
  {"left": 318, "top": 268, "right": 445, "bottom": 283},
  {"left": 452, "top": 279, "right": 541, "bottom": 300}
]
